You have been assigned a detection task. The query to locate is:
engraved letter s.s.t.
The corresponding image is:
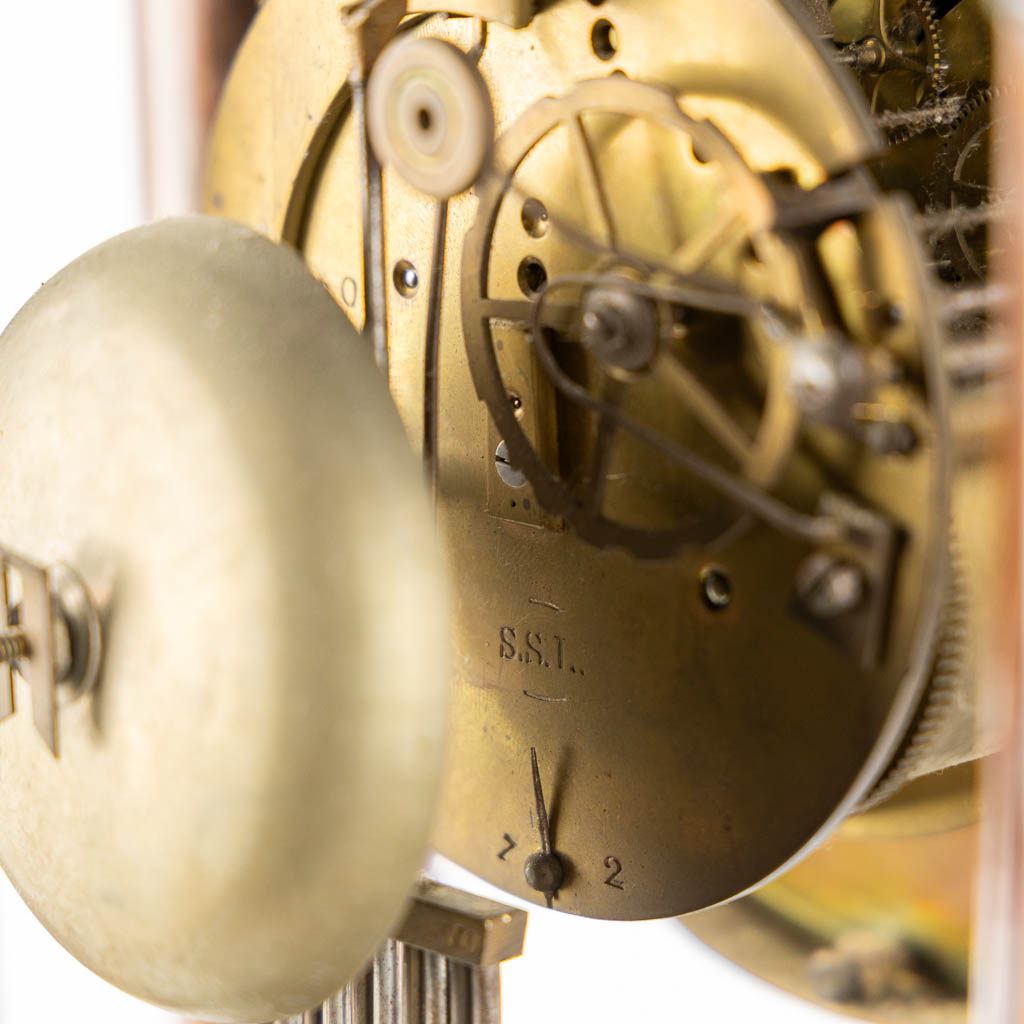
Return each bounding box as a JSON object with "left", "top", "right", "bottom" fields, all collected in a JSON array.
[{"left": 499, "top": 626, "right": 516, "bottom": 660}]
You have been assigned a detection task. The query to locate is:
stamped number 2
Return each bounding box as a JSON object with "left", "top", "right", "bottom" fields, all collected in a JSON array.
[{"left": 604, "top": 855, "right": 624, "bottom": 890}]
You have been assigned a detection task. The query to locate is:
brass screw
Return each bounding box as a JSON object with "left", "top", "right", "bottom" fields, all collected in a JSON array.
[{"left": 0, "top": 629, "right": 27, "bottom": 664}]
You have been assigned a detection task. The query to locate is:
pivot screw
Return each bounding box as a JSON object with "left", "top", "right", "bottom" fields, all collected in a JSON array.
[
  {"left": 787, "top": 332, "right": 867, "bottom": 426},
  {"left": 580, "top": 284, "right": 658, "bottom": 373},
  {"left": 494, "top": 441, "right": 527, "bottom": 489},
  {"left": 393, "top": 260, "right": 419, "bottom": 297},
  {"left": 524, "top": 851, "right": 564, "bottom": 896},
  {"left": 797, "top": 553, "right": 865, "bottom": 619}
]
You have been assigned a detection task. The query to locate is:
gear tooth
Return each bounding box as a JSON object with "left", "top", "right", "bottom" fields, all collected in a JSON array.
[
  {"left": 836, "top": 0, "right": 950, "bottom": 140},
  {"left": 926, "top": 85, "right": 999, "bottom": 281},
  {"left": 918, "top": 0, "right": 947, "bottom": 94},
  {"left": 887, "top": 122, "right": 915, "bottom": 147},
  {"left": 860, "top": 540, "right": 973, "bottom": 810}
]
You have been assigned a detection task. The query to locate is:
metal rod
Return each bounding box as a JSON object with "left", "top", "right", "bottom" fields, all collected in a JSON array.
[
  {"left": 422, "top": 199, "right": 450, "bottom": 499},
  {"left": 352, "top": 73, "right": 390, "bottom": 377},
  {"left": 374, "top": 938, "right": 403, "bottom": 1024},
  {"left": 324, "top": 988, "right": 344, "bottom": 1024},
  {"left": 874, "top": 96, "right": 964, "bottom": 130},
  {"left": 919, "top": 201, "right": 1006, "bottom": 236},
  {"left": 402, "top": 944, "right": 424, "bottom": 1024},
  {"left": 833, "top": 41, "right": 880, "bottom": 69},
  {"left": 941, "top": 282, "right": 1012, "bottom": 319},
  {"left": 423, "top": 952, "right": 448, "bottom": 1024},
  {"left": 470, "top": 966, "right": 501, "bottom": 1024},
  {"left": 944, "top": 336, "right": 1011, "bottom": 379},
  {"left": 349, "top": 965, "right": 372, "bottom": 1024},
  {"left": 447, "top": 962, "right": 472, "bottom": 1024}
]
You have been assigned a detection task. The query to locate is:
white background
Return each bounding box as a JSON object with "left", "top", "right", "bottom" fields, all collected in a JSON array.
[{"left": 0, "top": 4, "right": 847, "bottom": 1022}]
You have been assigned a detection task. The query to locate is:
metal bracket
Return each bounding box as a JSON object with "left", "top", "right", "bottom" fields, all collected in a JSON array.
[
  {"left": 278, "top": 881, "right": 527, "bottom": 1024},
  {"left": 0, "top": 547, "right": 101, "bottom": 757},
  {"left": 793, "top": 494, "right": 902, "bottom": 671},
  {"left": 341, "top": 0, "right": 409, "bottom": 378}
]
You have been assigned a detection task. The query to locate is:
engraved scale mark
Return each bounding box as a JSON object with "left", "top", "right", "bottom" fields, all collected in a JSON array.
[{"left": 523, "top": 690, "right": 569, "bottom": 703}]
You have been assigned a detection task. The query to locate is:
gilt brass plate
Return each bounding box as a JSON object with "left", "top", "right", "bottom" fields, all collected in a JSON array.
[{"left": 208, "top": 0, "right": 949, "bottom": 920}]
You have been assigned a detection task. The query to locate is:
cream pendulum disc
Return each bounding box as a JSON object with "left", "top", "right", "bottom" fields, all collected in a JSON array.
[
  {"left": 0, "top": 217, "right": 449, "bottom": 1023},
  {"left": 367, "top": 35, "right": 494, "bottom": 199}
]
